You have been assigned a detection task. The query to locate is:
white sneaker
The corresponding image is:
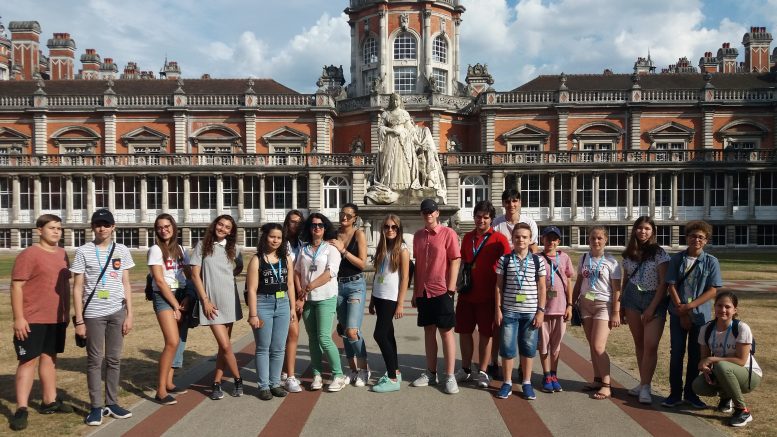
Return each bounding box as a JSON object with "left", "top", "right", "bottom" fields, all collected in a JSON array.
[
  {"left": 477, "top": 370, "right": 491, "bottom": 388},
  {"left": 344, "top": 370, "right": 358, "bottom": 385},
  {"left": 355, "top": 369, "right": 370, "bottom": 387},
  {"left": 281, "top": 372, "right": 288, "bottom": 382},
  {"left": 310, "top": 374, "right": 323, "bottom": 391},
  {"left": 327, "top": 375, "right": 348, "bottom": 392},
  {"left": 454, "top": 368, "right": 472, "bottom": 383},
  {"left": 444, "top": 375, "right": 460, "bottom": 394},
  {"left": 639, "top": 384, "right": 652, "bottom": 404},
  {"left": 284, "top": 376, "right": 302, "bottom": 393},
  {"left": 628, "top": 384, "right": 642, "bottom": 397},
  {"left": 411, "top": 371, "right": 438, "bottom": 387}
]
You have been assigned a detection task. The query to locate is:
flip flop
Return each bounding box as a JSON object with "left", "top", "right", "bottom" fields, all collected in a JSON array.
[{"left": 592, "top": 383, "right": 611, "bottom": 400}]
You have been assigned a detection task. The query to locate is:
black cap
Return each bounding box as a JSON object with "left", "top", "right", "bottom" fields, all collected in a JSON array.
[
  {"left": 420, "top": 199, "right": 438, "bottom": 213},
  {"left": 91, "top": 209, "right": 115, "bottom": 225},
  {"left": 541, "top": 225, "right": 562, "bottom": 239}
]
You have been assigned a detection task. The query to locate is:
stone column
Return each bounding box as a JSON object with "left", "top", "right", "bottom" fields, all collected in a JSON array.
[
  {"left": 65, "top": 176, "right": 74, "bottom": 223},
  {"left": 161, "top": 176, "right": 170, "bottom": 211},
  {"left": 183, "top": 175, "right": 191, "bottom": 223},
  {"left": 649, "top": 173, "right": 656, "bottom": 218},
  {"left": 548, "top": 172, "right": 556, "bottom": 221},
  {"left": 349, "top": 19, "right": 358, "bottom": 92},
  {"left": 725, "top": 173, "right": 733, "bottom": 219},
  {"left": 431, "top": 112, "right": 440, "bottom": 146},
  {"left": 446, "top": 170, "right": 460, "bottom": 208},
  {"left": 237, "top": 175, "right": 245, "bottom": 222},
  {"left": 244, "top": 113, "right": 257, "bottom": 153},
  {"left": 108, "top": 176, "right": 116, "bottom": 212},
  {"left": 33, "top": 177, "right": 42, "bottom": 219},
  {"left": 315, "top": 113, "right": 332, "bottom": 153},
  {"left": 748, "top": 171, "right": 756, "bottom": 219},
  {"left": 630, "top": 110, "right": 641, "bottom": 150},
  {"left": 86, "top": 176, "right": 95, "bottom": 217},
  {"left": 557, "top": 110, "right": 568, "bottom": 151},
  {"left": 703, "top": 173, "right": 711, "bottom": 219},
  {"left": 481, "top": 111, "right": 495, "bottom": 152},
  {"left": 11, "top": 176, "right": 21, "bottom": 224},
  {"left": 626, "top": 173, "right": 634, "bottom": 221},
  {"left": 379, "top": 9, "right": 387, "bottom": 81},
  {"left": 33, "top": 114, "right": 47, "bottom": 154},
  {"left": 216, "top": 175, "right": 224, "bottom": 213},
  {"left": 103, "top": 114, "right": 117, "bottom": 154},
  {"left": 291, "top": 175, "right": 298, "bottom": 210},
  {"left": 140, "top": 175, "right": 148, "bottom": 223},
  {"left": 490, "top": 170, "right": 505, "bottom": 207},
  {"left": 592, "top": 173, "right": 600, "bottom": 221},
  {"left": 671, "top": 171, "right": 678, "bottom": 221},
  {"left": 570, "top": 173, "right": 578, "bottom": 221},
  {"left": 174, "top": 113, "right": 188, "bottom": 153},
  {"left": 423, "top": 10, "right": 432, "bottom": 80},
  {"left": 259, "top": 175, "right": 266, "bottom": 223},
  {"left": 452, "top": 18, "right": 461, "bottom": 86},
  {"left": 703, "top": 110, "right": 714, "bottom": 149}
]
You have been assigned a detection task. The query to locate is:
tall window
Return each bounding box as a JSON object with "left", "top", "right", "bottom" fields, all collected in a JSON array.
[
  {"left": 431, "top": 68, "right": 448, "bottom": 94},
  {"left": 732, "top": 172, "right": 748, "bottom": 206},
  {"left": 245, "top": 228, "right": 260, "bottom": 249},
  {"left": 20, "top": 177, "right": 34, "bottom": 210},
  {"left": 363, "top": 37, "right": 377, "bottom": 64},
  {"left": 169, "top": 176, "right": 184, "bottom": 209},
  {"left": 72, "top": 177, "right": 87, "bottom": 209},
  {"left": 606, "top": 225, "right": 627, "bottom": 247},
  {"left": 712, "top": 225, "right": 727, "bottom": 247},
  {"left": 460, "top": 176, "right": 489, "bottom": 209},
  {"left": 520, "top": 174, "right": 548, "bottom": 208},
  {"left": 324, "top": 176, "right": 351, "bottom": 210},
  {"left": 190, "top": 176, "right": 217, "bottom": 209},
  {"left": 297, "top": 176, "right": 308, "bottom": 207},
  {"left": 432, "top": 35, "right": 447, "bottom": 63},
  {"left": 0, "top": 177, "right": 11, "bottom": 209},
  {"left": 266, "top": 176, "right": 292, "bottom": 209},
  {"left": 0, "top": 229, "right": 11, "bottom": 248},
  {"left": 115, "top": 228, "right": 139, "bottom": 248},
  {"left": 679, "top": 172, "right": 704, "bottom": 206},
  {"left": 94, "top": 177, "right": 109, "bottom": 209},
  {"left": 393, "top": 33, "right": 417, "bottom": 60},
  {"left": 756, "top": 171, "right": 777, "bottom": 206},
  {"left": 734, "top": 226, "right": 749, "bottom": 245},
  {"left": 223, "top": 176, "right": 238, "bottom": 208},
  {"left": 757, "top": 225, "right": 777, "bottom": 246},
  {"left": 73, "top": 229, "right": 86, "bottom": 247},
  {"left": 633, "top": 173, "right": 650, "bottom": 207},
  {"left": 20, "top": 229, "right": 33, "bottom": 248},
  {"left": 710, "top": 173, "right": 725, "bottom": 207},
  {"left": 655, "top": 173, "right": 671, "bottom": 207},
  {"left": 576, "top": 174, "right": 593, "bottom": 207},
  {"left": 554, "top": 174, "right": 571, "bottom": 207},
  {"left": 190, "top": 228, "right": 207, "bottom": 246},
  {"left": 599, "top": 173, "right": 626, "bottom": 207},
  {"left": 115, "top": 176, "right": 140, "bottom": 210},
  {"left": 244, "top": 176, "right": 261, "bottom": 209},
  {"left": 394, "top": 67, "right": 417, "bottom": 94},
  {"left": 147, "top": 176, "right": 163, "bottom": 210},
  {"left": 41, "top": 177, "right": 66, "bottom": 210},
  {"left": 656, "top": 225, "right": 672, "bottom": 246}
]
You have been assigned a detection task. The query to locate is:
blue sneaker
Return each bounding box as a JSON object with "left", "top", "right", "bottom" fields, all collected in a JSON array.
[
  {"left": 372, "top": 374, "right": 400, "bottom": 393},
  {"left": 522, "top": 383, "right": 536, "bottom": 400},
  {"left": 551, "top": 374, "right": 563, "bottom": 392},
  {"left": 661, "top": 396, "right": 683, "bottom": 408},
  {"left": 685, "top": 395, "right": 708, "bottom": 409},
  {"left": 104, "top": 404, "right": 132, "bottom": 419},
  {"left": 85, "top": 407, "right": 103, "bottom": 426},
  {"left": 541, "top": 375, "right": 554, "bottom": 393},
  {"left": 496, "top": 382, "right": 512, "bottom": 399}
]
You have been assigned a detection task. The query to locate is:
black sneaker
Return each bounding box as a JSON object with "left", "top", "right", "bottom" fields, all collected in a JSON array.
[
  {"left": 10, "top": 408, "right": 28, "bottom": 431},
  {"left": 104, "top": 404, "right": 132, "bottom": 419},
  {"left": 270, "top": 386, "right": 288, "bottom": 398},
  {"left": 717, "top": 398, "right": 733, "bottom": 414},
  {"left": 40, "top": 398, "right": 74, "bottom": 414},
  {"left": 258, "top": 389, "right": 273, "bottom": 401},
  {"left": 154, "top": 394, "right": 177, "bottom": 405},
  {"left": 210, "top": 382, "right": 224, "bottom": 400},
  {"left": 232, "top": 378, "right": 244, "bottom": 397},
  {"left": 84, "top": 407, "right": 103, "bottom": 426},
  {"left": 730, "top": 409, "right": 752, "bottom": 427}
]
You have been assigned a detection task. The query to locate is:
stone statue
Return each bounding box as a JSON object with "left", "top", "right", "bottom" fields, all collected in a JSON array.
[{"left": 366, "top": 93, "right": 447, "bottom": 204}]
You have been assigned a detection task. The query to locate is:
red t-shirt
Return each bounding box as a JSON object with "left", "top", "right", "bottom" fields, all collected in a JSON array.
[
  {"left": 11, "top": 245, "right": 71, "bottom": 324},
  {"left": 460, "top": 229, "right": 511, "bottom": 303},
  {"left": 413, "top": 224, "right": 461, "bottom": 298}
]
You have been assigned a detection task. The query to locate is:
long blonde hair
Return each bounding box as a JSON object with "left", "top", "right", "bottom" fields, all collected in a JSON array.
[{"left": 373, "top": 214, "right": 403, "bottom": 273}]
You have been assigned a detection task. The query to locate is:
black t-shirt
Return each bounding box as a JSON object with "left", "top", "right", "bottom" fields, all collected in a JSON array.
[{"left": 259, "top": 256, "right": 288, "bottom": 294}]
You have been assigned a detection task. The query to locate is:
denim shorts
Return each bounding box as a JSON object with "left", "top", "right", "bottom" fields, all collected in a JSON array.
[
  {"left": 500, "top": 311, "right": 538, "bottom": 359},
  {"left": 152, "top": 289, "right": 185, "bottom": 314},
  {"left": 621, "top": 281, "right": 668, "bottom": 319}
]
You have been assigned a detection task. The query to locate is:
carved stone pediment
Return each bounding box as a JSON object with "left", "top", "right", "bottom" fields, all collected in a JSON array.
[
  {"left": 261, "top": 126, "right": 310, "bottom": 143},
  {"left": 502, "top": 124, "right": 551, "bottom": 144},
  {"left": 646, "top": 122, "right": 695, "bottom": 142}
]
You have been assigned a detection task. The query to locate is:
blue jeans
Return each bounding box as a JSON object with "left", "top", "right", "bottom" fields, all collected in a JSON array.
[
  {"left": 253, "top": 294, "right": 291, "bottom": 389},
  {"left": 336, "top": 276, "right": 368, "bottom": 359},
  {"left": 499, "top": 311, "right": 538, "bottom": 359},
  {"left": 669, "top": 314, "right": 702, "bottom": 399}
]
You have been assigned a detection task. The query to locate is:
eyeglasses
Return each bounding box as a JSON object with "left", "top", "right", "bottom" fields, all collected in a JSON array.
[
  {"left": 288, "top": 219, "right": 302, "bottom": 225},
  {"left": 383, "top": 224, "right": 399, "bottom": 231},
  {"left": 156, "top": 224, "right": 172, "bottom": 231},
  {"left": 310, "top": 223, "right": 326, "bottom": 230},
  {"left": 687, "top": 234, "right": 708, "bottom": 241},
  {"left": 339, "top": 212, "right": 355, "bottom": 220}
]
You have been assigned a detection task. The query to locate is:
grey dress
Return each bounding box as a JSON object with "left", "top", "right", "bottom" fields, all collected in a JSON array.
[{"left": 190, "top": 241, "right": 243, "bottom": 325}]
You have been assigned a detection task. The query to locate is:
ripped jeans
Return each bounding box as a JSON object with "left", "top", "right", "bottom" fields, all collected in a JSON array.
[{"left": 336, "top": 275, "right": 368, "bottom": 359}]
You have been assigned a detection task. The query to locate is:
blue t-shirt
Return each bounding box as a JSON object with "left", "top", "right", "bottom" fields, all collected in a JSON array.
[{"left": 666, "top": 250, "right": 722, "bottom": 325}]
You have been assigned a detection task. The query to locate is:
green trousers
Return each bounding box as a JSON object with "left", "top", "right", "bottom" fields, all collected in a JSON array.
[
  {"left": 303, "top": 296, "right": 343, "bottom": 377},
  {"left": 692, "top": 360, "right": 762, "bottom": 408}
]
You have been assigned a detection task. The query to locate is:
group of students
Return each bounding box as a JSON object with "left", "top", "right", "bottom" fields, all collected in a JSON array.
[{"left": 8, "top": 190, "right": 762, "bottom": 431}]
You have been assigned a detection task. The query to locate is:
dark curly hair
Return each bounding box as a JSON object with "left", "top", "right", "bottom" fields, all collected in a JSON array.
[
  {"left": 201, "top": 214, "right": 238, "bottom": 261},
  {"left": 302, "top": 212, "right": 337, "bottom": 242}
]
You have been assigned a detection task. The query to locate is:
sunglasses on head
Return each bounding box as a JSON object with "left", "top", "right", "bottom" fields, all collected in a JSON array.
[
  {"left": 383, "top": 224, "right": 399, "bottom": 231},
  {"left": 310, "top": 223, "right": 325, "bottom": 229}
]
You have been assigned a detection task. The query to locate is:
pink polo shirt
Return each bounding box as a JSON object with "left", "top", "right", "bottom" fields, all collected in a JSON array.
[{"left": 413, "top": 224, "right": 461, "bottom": 298}]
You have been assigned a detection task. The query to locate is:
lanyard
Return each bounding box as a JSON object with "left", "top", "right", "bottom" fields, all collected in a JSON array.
[
  {"left": 588, "top": 253, "right": 604, "bottom": 289},
  {"left": 305, "top": 242, "right": 326, "bottom": 264},
  {"left": 511, "top": 253, "right": 530, "bottom": 291},
  {"left": 547, "top": 252, "right": 559, "bottom": 287},
  {"left": 472, "top": 233, "right": 489, "bottom": 258},
  {"left": 712, "top": 323, "right": 733, "bottom": 357},
  {"left": 265, "top": 255, "right": 282, "bottom": 284},
  {"left": 95, "top": 243, "right": 114, "bottom": 288}
]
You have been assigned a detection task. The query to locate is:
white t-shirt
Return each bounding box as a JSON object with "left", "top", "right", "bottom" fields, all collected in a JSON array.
[
  {"left": 577, "top": 252, "right": 621, "bottom": 302},
  {"left": 372, "top": 244, "right": 408, "bottom": 301},
  {"left": 294, "top": 242, "right": 340, "bottom": 301},
  {"left": 698, "top": 320, "right": 762, "bottom": 377},
  {"left": 492, "top": 214, "right": 539, "bottom": 249},
  {"left": 147, "top": 245, "right": 189, "bottom": 291},
  {"left": 71, "top": 242, "right": 135, "bottom": 318}
]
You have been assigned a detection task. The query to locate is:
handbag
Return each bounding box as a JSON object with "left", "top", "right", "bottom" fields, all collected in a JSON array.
[
  {"left": 570, "top": 302, "right": 583, "bottom": 326},
  {"left": 457, "top": 233, "right": 491, "bottom": 294},
  {"left": 74, "top": 243, "right": 115, "bottom": 348}
]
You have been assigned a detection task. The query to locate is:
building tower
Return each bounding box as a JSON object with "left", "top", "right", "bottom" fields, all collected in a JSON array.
[
  {"left": 344, "top": 0, "right": 465, "bottom": 97},
  {"left": 47, "top": 32, "right": 76, "bottom": 80},
  {"left": 99, "top": 57, "right": 118, "bottom": 80},
  {"left": 717, "top": 42, "right": 738, "bottom": 73},
  {"left": 743, "top": 26, "right": 772, "bottom": 73},
  {"left": 159, "top": 59, "right": 181, "bottom": 79},
  {"left": 0, "top": 18, "right": 11, "bottom": 80},
  {"left": 8, "top": 21, "right": 41, "bottom": 80},
  {"left": 79, "top": 48, "right": 100, "bottom": 79}
]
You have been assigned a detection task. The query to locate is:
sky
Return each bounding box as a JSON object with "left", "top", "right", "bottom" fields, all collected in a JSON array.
[{"left": 2, "top": 0, "right": 776, "bottom": 92}]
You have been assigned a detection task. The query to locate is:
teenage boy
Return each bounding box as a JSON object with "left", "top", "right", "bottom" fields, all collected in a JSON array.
[
  {"left": 411, "top": 199, "right": 462, "bottom": 394},
  {"left": 495, "top": 223, "right": 546, "bottom": 400},
  {"left": 72, "top": 209, "right": 135, "bottom": 426},
  {"left": 492, "top": 189, "right": 539, "bottom": 252},
  {"left": 538, "top": 226, "right": 575, "bottom": 393},
  {"left": 663, "top": 221, "right": 722, "bottom": 409},
  {"left": 10, "top": 215, "right": 74, "bottom": 431},
  {"left": 454, "top": 201, "right": 510, "bottom": 388}
]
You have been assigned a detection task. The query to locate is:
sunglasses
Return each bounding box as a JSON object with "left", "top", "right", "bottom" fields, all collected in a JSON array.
[
  {"left": 383, "top": 224, "right": 399, "bottom": 231},
  {"left": 339, "top": 212, "right": 355, "bottom": 220},
  {"left": 421, "top": 210, "right": 436, "bottom": 215},
  {"left": 310, "top": 223, "right": 325, "bottom": 230}
]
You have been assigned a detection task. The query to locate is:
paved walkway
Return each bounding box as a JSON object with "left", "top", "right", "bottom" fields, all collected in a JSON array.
[{"left": 86, "top": 292, "right": 732, "bottom": 437}]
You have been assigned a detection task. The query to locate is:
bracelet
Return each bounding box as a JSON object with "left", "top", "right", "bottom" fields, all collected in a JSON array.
[
  {"left": 536, "top": 307, "right": 545, "bottom": 312},
  {"left": 74, "top": 320, "right": 85, "bottom": 326},
  {"left": 249, "top": 315, "right": 258, "bottom": 319},
  {"left": 566, "top": 303, "right": 573, "bottom": 307}
]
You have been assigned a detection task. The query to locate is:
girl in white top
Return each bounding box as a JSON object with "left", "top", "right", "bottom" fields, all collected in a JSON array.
[
  {"left": 294, "top": 213, "right": 346, "bottom": 392},
  {"left": 693, "top": 291, "right": 762, "bottom": 427},
  {"left": 281, "top": 209, "right": 305, "bottom": 393},
  {"left": 368, "top": 214, "right": 410, "bottom": 393},
  {"left": 572, "top": 226, "right": 621, "bottom": 400}
]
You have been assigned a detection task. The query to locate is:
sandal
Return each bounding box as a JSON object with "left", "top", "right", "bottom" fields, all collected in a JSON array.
[
  {"left": 583, "top": 377, "right": 602, "bottom": 391},
  {"left": 593, "top": 383, "right": 611, "bottom": 400}
]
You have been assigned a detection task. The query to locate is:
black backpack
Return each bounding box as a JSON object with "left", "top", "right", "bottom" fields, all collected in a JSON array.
[{"left": 704, "top": 319, "right": 756, "bottom": 388}]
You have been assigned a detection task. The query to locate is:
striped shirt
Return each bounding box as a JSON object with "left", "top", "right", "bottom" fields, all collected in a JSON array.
[
  {"left": 71, "top": 242, "right": 135, "bottom": 319},
  {"left": 496, "top": 252, "right": 546, "bottom": 313}
]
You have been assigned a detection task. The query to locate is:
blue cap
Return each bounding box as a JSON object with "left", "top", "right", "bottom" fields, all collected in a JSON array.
[{"left": 541, "top": 225, "right": 562, "bottom": 239}]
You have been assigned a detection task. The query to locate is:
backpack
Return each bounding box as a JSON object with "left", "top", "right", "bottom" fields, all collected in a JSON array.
[
  {"left": 704, "top": 319, "right": 756, "bottom": 388},
  {"left": 500, "top": 253, "right": 542, "bottom": 297}
]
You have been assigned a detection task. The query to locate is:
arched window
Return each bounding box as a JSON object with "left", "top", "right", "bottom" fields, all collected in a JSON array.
[
  {"left": 363, "top": 37, "right": 378, "bottom": 64},
  {"left": 432, "top": 35, "right": 447, "bottom": 63},
  {"left": 393, "top": 33, "right": 417, "bottom": 60},
  {"left": 459, "top": 175, "right": 489, "bottom": 210},
  {"left": 324, "top": 176, "right": 351, "bottom": 210}
]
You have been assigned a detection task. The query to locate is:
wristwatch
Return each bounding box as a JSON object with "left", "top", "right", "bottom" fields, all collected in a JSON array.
[{"left": 536, "top": 306, "right": 545, "bottom": 312}]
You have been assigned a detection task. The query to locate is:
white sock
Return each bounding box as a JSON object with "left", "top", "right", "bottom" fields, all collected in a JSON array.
[{"left": 522, "top": 380, "right": 531, "bottom": 385}]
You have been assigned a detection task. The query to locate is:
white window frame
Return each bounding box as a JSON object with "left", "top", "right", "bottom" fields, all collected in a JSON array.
[
  {"left": 678, "top": 172, "right": 704, "bottom": 207},
  {"left": 580, "top": 141, "right": 615, "bottom": 162},
  {"left": 432, "top": 35, "right": 447, "bottom": 64},
  {"left": 190, "top": 176, "right": 217, "bottom": 209},
  {"left": 393, "top": 66, "right": 417, "bottom": 94},
  {"left": 756, "top": 171, "right": 777, "bottom": 206},
  {"left": 654, "top": 140, "right": 687, "bottom": 162},
  {"left": 40, "top": 176, "right": 66, "bottom": 210},
  {"left": 459, "top": 175, "right": 489, "bottom": 209},
  {"left": 323, "top": 176, "right": 351, "bottom": 210},
  {"left": 363, "top": 36, "right": 378, "bottom": 65},
  {"left": 431, "top": 67, "right": 448, "bottom": 94},
  {"left": 393, "top": 32, "right": 417, "bottom": 60},
  {"left": 168, "top": 176, "right": 184, "bottom": 209},
  {"left": 244, "top": 176, "right": 261, "bottom": 209},
  {"left": 223, "top": 176, "right": 238, "bottom": 208},
  {"left": 114, "top": 176, "right": 140, "bottom": 210},
  {"left": 509, "top": 141, "right": 542, "bottom": 163}
]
